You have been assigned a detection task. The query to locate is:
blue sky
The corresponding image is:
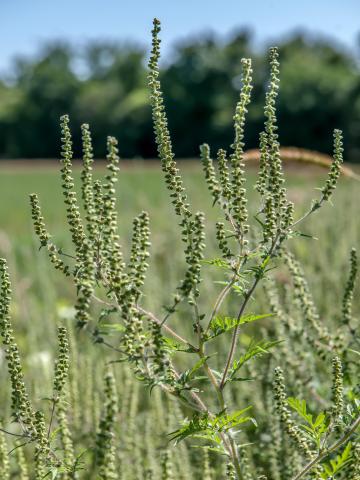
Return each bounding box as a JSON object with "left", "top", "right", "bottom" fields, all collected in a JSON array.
[{"left": 1, "top": 0, "right": 359, "bottom": 73}]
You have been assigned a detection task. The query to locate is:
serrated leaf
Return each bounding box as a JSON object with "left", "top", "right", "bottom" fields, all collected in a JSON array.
[
  {"left": 321, "top": 442, "right": 352, "bottom": 476},
  {"left": 178, "top": 356, "right": 211, "bottom": 386},
  {"left": 227, "top": 339, "right": 281, "bottom": 382},
  {"left": 206, "top": 313, "right": 273, "bottom": 341},
  {"left": 202, "top": 258, "right": 231, "bottom": 269},
  {"left": 287, "top": 397, "right": 313, "bottom": 425},
  {"left": 211, "top": 406, "right": 254, "bottom": 432}
]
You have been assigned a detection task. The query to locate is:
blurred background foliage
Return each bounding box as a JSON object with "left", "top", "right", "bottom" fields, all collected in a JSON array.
[{"left": 0, "top": 31, "right": 359, "bottom": 161}]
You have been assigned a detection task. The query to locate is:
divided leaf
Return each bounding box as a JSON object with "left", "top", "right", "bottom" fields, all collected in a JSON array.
[
  {"left": 227, "top": 339, "right": 281, "bottom": 383},
  {"left": 169, "top": 406, "right": 254, "bottom": 445},
  {"left": 206, "top": 313, "right": 273, "bottom": 341},
  {"left": 321, "top": 442, "right": 352, "bottom": 478},
  {"left": 287, "top": 397, "right": 329, "bottom": 447}
]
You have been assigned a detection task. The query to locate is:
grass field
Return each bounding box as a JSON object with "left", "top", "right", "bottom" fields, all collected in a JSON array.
[{"left": 0, "top": 161, "right": 359, "bottom": 478}]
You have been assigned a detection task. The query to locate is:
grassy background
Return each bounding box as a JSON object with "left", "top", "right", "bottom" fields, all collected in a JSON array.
[{"left": 0, "top": 161, "right": 359, "bottom": 477}]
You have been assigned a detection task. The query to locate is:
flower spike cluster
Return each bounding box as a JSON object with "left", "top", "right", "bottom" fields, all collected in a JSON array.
[
  {"left": 322, "top": 129, "right": 343, "bottom": 201},
  {"left": 0, "top": 259, "right": 37, "bottom": 433},
  {"left": 29, "top": 194, "right": 70, "bottom": 275},
  {"left": 273, "top": 367, "right": 313, "bottom": 459},
  {"left": 229, "top": 57, "right": 253, "bottom": 243},
  {"left": 148, "top": 18, "right": 205, "bottom": 301},
  {"left": 331, "top": 356, "right": 344, "bottom": 421},
  {"left": 342, "top": 247, "right": 357, "bottom": 327},
  {"left": 60, "top": 114, "right": 86, "bottom": 257},
  {"left": 255, "top": 48, "right": 294, "bottom": 243},
  {"left": 81, "top": 123, "right": 96, "bottom": 239},
  {"left": 96, "top": 369, "right": 118, "bottom": 479},
  {"left": 200, "top": 143, "right": 221, "bottom": 205},
  {"left": 53, "top": 326, "right": 70, "bottom": 398}
]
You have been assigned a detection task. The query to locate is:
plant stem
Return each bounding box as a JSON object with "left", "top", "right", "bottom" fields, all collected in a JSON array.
[
  {"left": 292, "top": 415, "right": 360, "bottom": 480},
  {"left": 219, "top": 274, "right": 261, "bottom": 390},
  {"left": 136, "top": 305, "right": 195, "bottom": 348},
  {"left": 47, "top": 398, "right": 57, "bottom": 439},
  {"left": 220, "top": 235, "right": 279, "bottom": 389},
  {"left": 205, "top": 271, "right": 238, "bottom": 335},
  {"left": 227, "top": 433, "right": 244, "bottom": 480}
]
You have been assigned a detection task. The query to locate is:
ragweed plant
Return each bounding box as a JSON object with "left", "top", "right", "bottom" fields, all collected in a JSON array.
[{"left": 21, "top": 17, "right": 360, "bottom": 480}]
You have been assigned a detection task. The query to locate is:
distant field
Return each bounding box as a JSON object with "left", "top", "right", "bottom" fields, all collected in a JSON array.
[
  {"left": 0, "top": 159, "right": 343, "bottom": 236},
  {"left": 0, "top": 159, "right": 358, "bottom": 312},
  {"left": 0, "top": 160, "right": 358, "bottom": 478}
]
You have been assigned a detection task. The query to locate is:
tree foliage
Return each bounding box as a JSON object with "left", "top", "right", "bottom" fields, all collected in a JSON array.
[{"left": 0, "top": 32, "right": 359, "bottom": 160}]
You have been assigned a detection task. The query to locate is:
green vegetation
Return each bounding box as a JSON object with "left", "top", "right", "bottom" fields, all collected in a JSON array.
[
  {"left": 0, "top": 18, "right": 359, "bottom": 480},
  {"left": 0, "top": 21, "right": 359, "bottom": 161}
]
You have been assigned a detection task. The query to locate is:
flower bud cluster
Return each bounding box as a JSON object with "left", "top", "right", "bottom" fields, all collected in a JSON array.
[
  {"left": 56, "top": 393, "right": 75, "bottom": 476},
  {"left": 91, "top": 215, "right": 145, "bottom": 377},
  {"left": 74, "top": 238, "right": 96, "bottom": 328},
  {"left": 53, "top": 326, "right": 70, "bottom": 398},
  {"left": 102, "top": 137, "right": 121, "bottom": 261},
  {"left": 349, "top": 441, "right": 360, "bottom": 479},
  {"left": 217, "top": 149, "right": 232, "bottom": 203},
  {"left": 80, "top": 123, "right": 97, "bottom": 242},
  {"left": 229, "top": 58, "right": 253, "bottom": 236},
  {"left": 148, "top": 19, "right": 205, "bottom": 303},
  {"left": 273, "top": 367, "right": 312, "bottom": 459},
  {"left": 150, "top": 321, "right": 175, "bottom": 385},
  {"left": 116, "top": 212, "right": 151, "bottom": 366},
  {"left": 255, "top": 131, "right": 269, "bottom": 196},
  {"left": 216, "top": 222, "right": 232, "bottom": 259},
  {"left": 60, "top": 115, "right": 86, "bottom": 256},
  {"left": 226, "top": 461, "right": 236, "bottom": 479},
  {"left": 322, "top": 129, "right": 343, "bottom": 201},
  {"left": 128, "top": 211, "right": 151, "bottom": 293},
  {"left": 284, "top": 251, "right": 332, "bottom": 358},
  {"left": 34, "top": 411, "right": 51, "bottom": 477},
  {"left": 0, "top": 426, "right": 10, "bottom": 480},
  {"left": 181, "top": 211, "right": 205, "bottom": 299},
  {"left": 342, "top": 247, "right": 357, "bottom": 327},
  {"left": 0, "top": 259, "right": 36, "bottom": 435},
  {"left": 148, "top": 20, "right": 189, "bottom": 219},
  {"left": 331, "top": 356, "right": 343, "bottom": 421},
  {"left": 160, "top": 448, "right": 173, "bottom": 480},
  {"left": 16, "top": 441, "right": 29, "bottom": 480},
  {"left": 257, "top": 48, "right": 293, "bottom": 243},
  {"left": 96, "top": 370, "right": 118, "bottom": 479},
  {"left": 200, "top": 143, "right": 221, "bottom": 205},
  {"left": 29, "top": 194, "right": 70, "bottom": 275}
]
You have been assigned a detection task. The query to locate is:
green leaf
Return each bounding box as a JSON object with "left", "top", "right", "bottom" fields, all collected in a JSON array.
[
  {"left": 168, "top": 413, "right": 212, "bottom": 444},
  {"left": 230, "top": 377, "right": 254, "bottom": 382},
  {"left": 313, "top": 412, "right": 326, "bottom": 429},
  {"left": 287, "top": 397, "right": 313, "bottom": 425},
  {"left": 177, "top": 356, "right": 211, "bottom": 386},
  {"left": 206, "top": 313, "right": 273, "bottom": 341},
  {"left": 168, "top": 407, "right": 254, "bottom": 445},
  {"left": 202, "top": 258, "right": 231, "bottom": 269},
  {"left": 163, "top": 337, "right": 197, "bottom": 353},
  {"left": 187, "top": 357, "right": 211, "bottom": 379},
  {"left": 287, "top": 397, "right": 329, "bottom": 448},
  {"left": 291, "top": 231, "right": 318, "bottom": 240},
  {"left": 348, "top": 348, "right": 360, "bottom": 356},
  {"left": 211, "top": 406, "right": 255, "bottom": 432},
  {"left": 227, "top": 339, "right": 281, "bottom": 382},
  {"left": 321, "top": 442, "right": 352, "bottom": 477},
  {"left": 98, "top": 323, "right": 126, "bottom": 333}
]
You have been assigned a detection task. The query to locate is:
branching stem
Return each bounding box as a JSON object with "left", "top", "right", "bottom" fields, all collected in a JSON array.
[{"left": 292, "top": 415, "right": 360, "bottom": 480}]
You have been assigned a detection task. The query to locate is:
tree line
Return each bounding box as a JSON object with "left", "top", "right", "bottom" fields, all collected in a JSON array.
[{"left": 0, "top": 30, "right": 359, "bottom": 161}]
